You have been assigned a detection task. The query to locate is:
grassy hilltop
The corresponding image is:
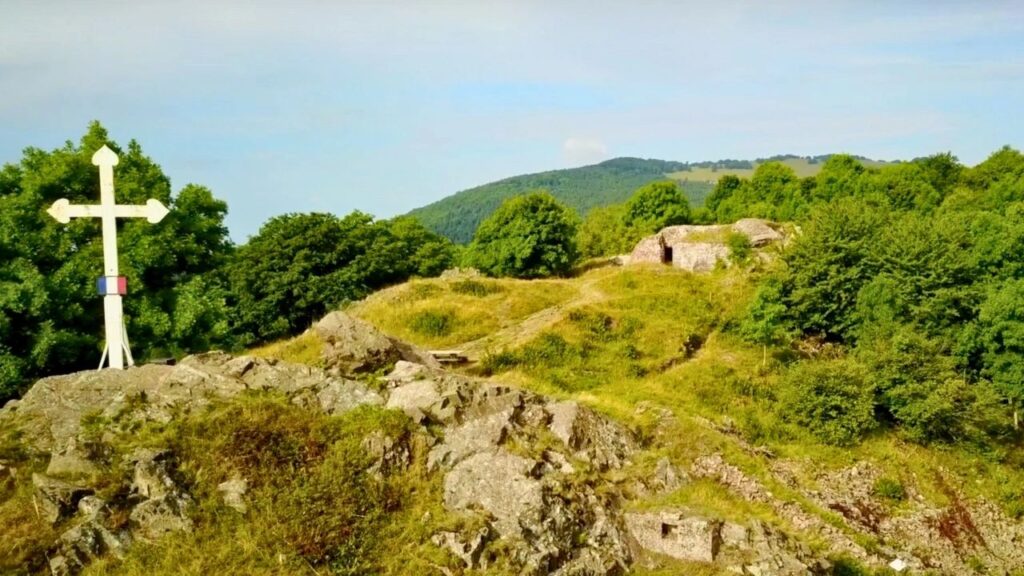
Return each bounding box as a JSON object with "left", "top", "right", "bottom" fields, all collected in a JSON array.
[{"left": 343, "top": 264, "right": 1024, "bottom": 574}]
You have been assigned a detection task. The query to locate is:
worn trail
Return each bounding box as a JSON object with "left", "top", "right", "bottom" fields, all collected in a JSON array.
[{"left": 457, "top": 271, "right": 610, "bottom": 360}]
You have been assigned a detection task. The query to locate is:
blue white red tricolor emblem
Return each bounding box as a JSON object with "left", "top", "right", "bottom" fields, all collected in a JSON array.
[{"left": 97, "top": 276, "right": 127, "bottom": 295}]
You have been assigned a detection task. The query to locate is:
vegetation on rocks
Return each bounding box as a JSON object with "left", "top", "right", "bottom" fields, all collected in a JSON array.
[{"left": 5, "top": 123, "right": 1024, "bottom": 574}]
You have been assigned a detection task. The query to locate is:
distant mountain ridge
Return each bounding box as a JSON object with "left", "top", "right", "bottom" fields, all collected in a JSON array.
[{"left": 407, "top": 154, "right": 887, "bottom": 244}]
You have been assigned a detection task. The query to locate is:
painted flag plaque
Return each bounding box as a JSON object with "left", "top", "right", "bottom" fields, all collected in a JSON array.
[{"left": 97, "top": 276, "right": 128, "bottom": 296}]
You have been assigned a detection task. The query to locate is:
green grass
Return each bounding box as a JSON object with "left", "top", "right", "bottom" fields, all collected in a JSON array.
[
  {"left": 350, "top": 263, "right": 1024, "bottom": 550},
  {"left": 14, "top": 262, "right": 1020, "bottom": 575},
  {"left": 249, "top": 331, "right": 324, "bottom": 366},
  {"left": 82, "top": 394, "right": 460, "bottom": 576},
  {"left": 348, "top": 276, "right": 579, "bottom": 348}
]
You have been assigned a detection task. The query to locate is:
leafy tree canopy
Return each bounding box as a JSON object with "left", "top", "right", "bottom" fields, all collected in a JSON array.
[
  {"left": 0, "top": 121, "right": 233, "bottom": 399},
  {"left": 623, "top": 181, "right": 691, "bottom": 234},
  {"left": 466, "top": 192, "right": 579, "bottom": 279},
  {"left": 229, "top": 212, "right": 454, "bottom": 343}
]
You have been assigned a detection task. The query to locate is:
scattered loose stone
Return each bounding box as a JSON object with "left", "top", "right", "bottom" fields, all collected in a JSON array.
[{"left": 217, "top": 477, "right": 248, "bottom": 513}]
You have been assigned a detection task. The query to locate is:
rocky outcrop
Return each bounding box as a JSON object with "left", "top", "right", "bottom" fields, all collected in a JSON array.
[
  {"left": 629, "top": 218, "right": 784, "bottom": 271},
  {"left": 1, "top": 343, "right": 642, "bottom": 576},
  {"left": 126, "top": 449, "right": 193, "bottom": 541},
  {"left": 800, "top": 461, "right": 1024, "bottom": 574},
  {"left": 32, "top": 473, "right": 94, "bottom": 525},
  {"left": 49, "top": 496, "right": 128, "bottom": 576},
  {"left": 2, "top": 348, "right": 391, "bottom": 575},
  {"left": 684, "top": 449, "right": 1024, "bottom": 575},
  {"left": 381, "top": 361, "right": 637, "bottom": 574},
  {"left": 627, "top": 509, "right": 831, "bottom": 575},
  {"left": 4, "top": 351, "right": 384, "bottom": 452},
  {"left": 315, "top": 310, "right": 439, "bottom": 375},
  {"left": 11, "top": 313, "right": 1021, "bottom": 576}
]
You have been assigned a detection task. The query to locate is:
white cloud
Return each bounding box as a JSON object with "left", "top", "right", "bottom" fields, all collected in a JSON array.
[{"left": 562, "top": 136, "right": 608, "bottom": 166}]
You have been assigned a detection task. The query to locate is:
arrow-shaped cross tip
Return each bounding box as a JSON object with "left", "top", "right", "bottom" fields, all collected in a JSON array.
[
  {"left": 47, "top": 198, "right": 71, "bottom": 224},
  {"left": 146, "top": 199, "right": 170, "bottom": 223},
  {"left": 91, "top": 145, "right": 119, "bottom": 167}
]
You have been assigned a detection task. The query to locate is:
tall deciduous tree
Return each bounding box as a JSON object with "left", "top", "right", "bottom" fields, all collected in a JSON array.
[
  {"left": 623, "top": 181, "right": 691, "bottom": 234},
  {"left": 228, "top": 212, "right": 454, "bottom": 344},
  {"left": 466, "top": 192, "right": 579, "bottom": 278},
  {"left": 974, "top": 279, "right": 1024, "bottom": 429},
  {"left": 576, "top": 204, "right": 637, "bottom": 259}
]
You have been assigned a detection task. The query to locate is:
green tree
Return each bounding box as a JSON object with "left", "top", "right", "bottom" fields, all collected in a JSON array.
[
  {"left": 962, "top": 146, "right": 1024, "bottom": 191},
  {"left": 869, "top": 163, "right": 941, "bottom": 212},
  {"left": 913, "top": 152, "right": 963, "bottom": 198},
  {"left": 705, "top": 175, "right": 742, "bottom": 215},
  {"left": 623, "top": 181, "right": 691, "bottom": 234},
  {"left": 228, "top": 212, "right": 371, "bottom": 343},
  {"left": 0, "top": 122, "right": 233, "bottom": 399},
  {"left": 973, "top": 279, "right": 1024, "bottom": 429},
  {"left": 776, "top": 199, "right": 887, "bottom": 341},
  {"left": 860, "top": 328, "right": 1005, "bottom": 444},
  {"left": 228, "top": 212, "right": 454, "bottom": 344},
  {"left": 813, "top": 154, "right": 867, "bottom": 202},
  {"left": 750, "top": 161, "right": 801, "bottom": 216},
  {"left": 739, "top": 277, "right": 791, "bottom": 366},
  {"left": 780, "top": 358, "right": 877, "bottom": 446},
  {"left": 466, "top": 192, "right": 579, "bottom": 278},
  {"left": 576, "top": 204, "right": 637, "bottom": 258}
]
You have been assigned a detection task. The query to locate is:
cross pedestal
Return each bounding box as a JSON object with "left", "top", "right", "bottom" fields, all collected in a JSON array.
[{"left": 46, "top": 145, "right": 170, "bottom": 370}]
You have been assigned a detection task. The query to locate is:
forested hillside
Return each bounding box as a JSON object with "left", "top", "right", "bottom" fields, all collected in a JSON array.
[
  {"left": 407, "top": 157, "right": 710, "bottom": 243},
  {"left": 407, "top": 155, "right": 888, "bottom": 244}
]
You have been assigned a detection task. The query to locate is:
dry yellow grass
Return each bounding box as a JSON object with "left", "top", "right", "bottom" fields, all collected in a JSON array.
[{"left": 347, "top": 276, "right": 579, "bottom": 349}]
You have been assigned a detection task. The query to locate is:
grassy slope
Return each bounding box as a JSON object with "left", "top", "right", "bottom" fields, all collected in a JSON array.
[
  {"left": 347, "top": 264, "right": 1024, "bottom": 574},
  {"left": 11, "top": 266, "right": 1017, "bottom": 575}
]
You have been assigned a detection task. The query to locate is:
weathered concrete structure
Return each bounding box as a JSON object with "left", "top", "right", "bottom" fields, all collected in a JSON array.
[{"left": 629, "top": 218, "right": 783, "bottom": 272}]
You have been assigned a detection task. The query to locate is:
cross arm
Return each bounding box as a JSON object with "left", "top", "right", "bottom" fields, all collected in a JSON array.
[{"left": 46, "top": 198, "right": 171, "bottom": 224}]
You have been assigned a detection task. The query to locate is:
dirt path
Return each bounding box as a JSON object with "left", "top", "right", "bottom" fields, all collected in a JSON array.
[{"left": 457, "top": 273, "right": 610, "bottom": 360}]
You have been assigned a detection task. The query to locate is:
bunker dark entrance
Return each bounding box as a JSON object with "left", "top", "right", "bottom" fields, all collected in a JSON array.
[{"left": 663, "top": 246, "right": 673, "bottom": 264}]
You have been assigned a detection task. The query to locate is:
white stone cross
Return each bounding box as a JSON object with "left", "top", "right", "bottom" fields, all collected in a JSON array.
[{"left": 46, "top": 145, "right": 170, "bottom": 370}]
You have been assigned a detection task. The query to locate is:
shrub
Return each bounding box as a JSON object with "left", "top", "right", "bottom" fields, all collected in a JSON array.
[
  {"left": 449, "top": 279, "right": 502, "bottom": 297},
  {"left": 726, "top": 231, "right": 753, "bottom": 266},
  {"left": 568, "top": 309, "right": 616, "bottom": 340},
  {"left": 780, "top": 358, "right": 877, "bottom": 446},
  {"left": 872, "top": 476, "right": 907, "bottom": 502},
  {"left": 409, "top": 309, "right": 457, "bottom": 337},
  {"left": 518, "top": 333, "right": 578, "bottom": 368}
]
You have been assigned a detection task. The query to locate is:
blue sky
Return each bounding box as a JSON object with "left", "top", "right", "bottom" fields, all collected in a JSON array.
[{"left": 2, "top": 1, "right": 1022, "bottom": 242}]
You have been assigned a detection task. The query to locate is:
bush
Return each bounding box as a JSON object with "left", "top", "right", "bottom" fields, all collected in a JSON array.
[
  {"left": 623, "top": 181, "right": 691, "bottom": 234},
  {"left": 409, "top": 309, "right": 457, "bottom": 337},
  {"left": 726, "top": 231, "right": 753, "bottom": 266},
  {"left": 780, "top": 359, "right": 877, "bottom": 446},
  {"left": 479, "top": 332, "right": 585, "bottom": 374},
  {"left": 449, "top": 279, "right": 502, "bottom": 297},
  {"left": 872, "top": 476, "right": 907, "bottom": 502}
]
